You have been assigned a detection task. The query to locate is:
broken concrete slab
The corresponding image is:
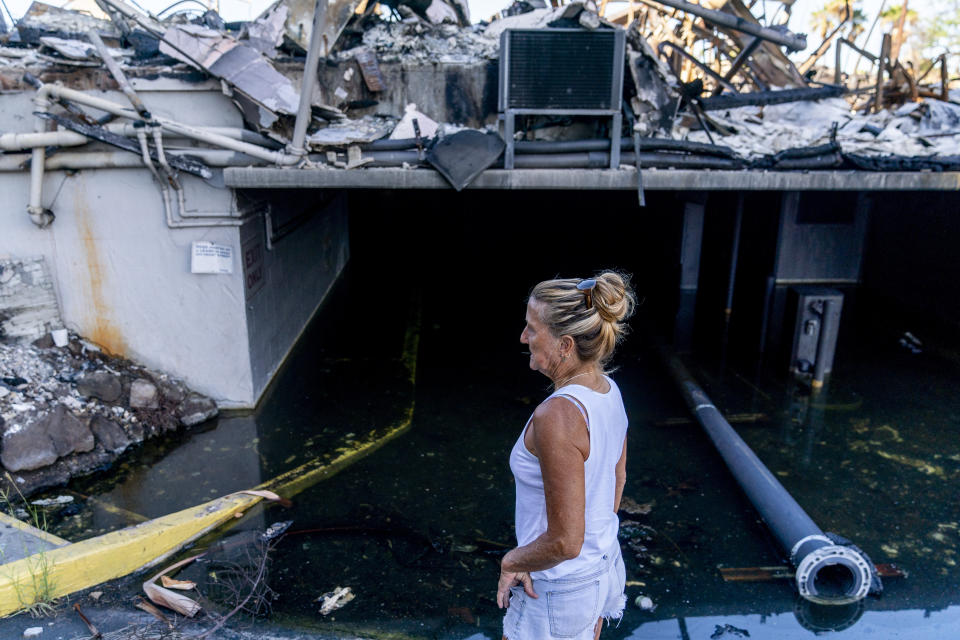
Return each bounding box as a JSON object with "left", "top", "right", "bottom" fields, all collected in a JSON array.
[
  {"left": 308, "top": 116, "right": 396, "bottom": 147},
  {"left": 45, "top": 405, "right": 94, "bottom": 458},
  {"left": 176, "top": 393, "right": 218, "bottom": 427},
  {"left": 0, "top": 258, "right": 62, "bottom": 345},
  {"left": 90, "top": 414, "right": 132, "bottom": 454},
  {"left": 1, "top": 413, "right": 58, "bottom": 472},
  {"left": 76, "top": 371, "right": 122, "bottom": 403},
  {"left": 17, "top": 1, "right": 121, "bottom": 46},
  {"left": 390, "top": 103, "right": 438, "bottom": 139},
  {"left": 129, "top": 378, "right": 159, "bottom": 410},
  {"left": 242, "top": 2, "right": 288, "bottom": 57},
  {"left": 39, "top": 36, "right": 131, "bottom": 62}
]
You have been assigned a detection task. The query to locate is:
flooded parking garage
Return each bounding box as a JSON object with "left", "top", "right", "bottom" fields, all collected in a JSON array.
[{"left": 3, "top": 188, "right": 960, "bottom": 639}]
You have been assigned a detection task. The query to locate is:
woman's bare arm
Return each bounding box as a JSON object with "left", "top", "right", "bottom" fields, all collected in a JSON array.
[
  {"left": 497, "top": 399, "right": 588, "bottom": 607},
  {"left": 613, "top": 435, "right": 627, "bottom": 512}
]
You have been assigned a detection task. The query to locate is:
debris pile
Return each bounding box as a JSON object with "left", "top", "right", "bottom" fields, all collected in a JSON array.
[
  {"left": 0, "top": 0, "right": 957, "bottom": 196},
  {"left": 0, "top": 333, "right": 218, "bottom": 496},
  {"left": 343, "top": 21, "right": 498, "bottom": 63}
]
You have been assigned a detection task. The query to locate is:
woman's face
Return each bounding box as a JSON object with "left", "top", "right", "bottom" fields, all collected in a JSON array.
[{"left": 520, "top": 299, "right": 561, "bottom": 376}]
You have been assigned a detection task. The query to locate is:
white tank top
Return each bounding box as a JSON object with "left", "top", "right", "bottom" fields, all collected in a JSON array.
[{"left": 509, "top": 376, "right": 628, "bottom": 580}]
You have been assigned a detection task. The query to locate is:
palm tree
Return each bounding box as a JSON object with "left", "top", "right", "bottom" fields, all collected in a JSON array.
[
  {"left": 881, "top": 1, "right": 919, "bottom": 61},
  {"left": 810, "top": 0, "right": 866, "bottom": 39}
]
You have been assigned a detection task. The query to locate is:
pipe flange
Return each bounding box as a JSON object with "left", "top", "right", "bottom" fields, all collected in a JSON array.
[
  {"left": 795, "top": 544, "right": 872, "bottom": 605},
  {"left": 790, "top": 534, "right": 833, "bottom": 564}
]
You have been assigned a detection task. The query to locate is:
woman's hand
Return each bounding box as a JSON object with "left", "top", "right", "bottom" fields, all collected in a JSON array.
[{"left": 497, "top": 566, "right": 538, "bottom": 609}]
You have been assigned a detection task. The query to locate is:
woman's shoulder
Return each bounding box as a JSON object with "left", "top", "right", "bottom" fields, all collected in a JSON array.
[{"left": 532, "top": 395, "right": 587, "bottom": 431}]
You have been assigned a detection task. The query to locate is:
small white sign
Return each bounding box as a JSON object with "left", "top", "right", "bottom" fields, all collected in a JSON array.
[{"left": 191, "top": 241, "right": 234, "bottom": 274}]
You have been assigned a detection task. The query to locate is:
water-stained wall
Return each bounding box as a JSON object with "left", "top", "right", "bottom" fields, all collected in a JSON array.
[{"left": 0, "top": 83, "right": 348, "bottom": 408}]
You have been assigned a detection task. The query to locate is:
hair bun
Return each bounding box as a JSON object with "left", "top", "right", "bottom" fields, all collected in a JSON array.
[{"left": 593, "top": 271, "right": 635, "bottom": 324}]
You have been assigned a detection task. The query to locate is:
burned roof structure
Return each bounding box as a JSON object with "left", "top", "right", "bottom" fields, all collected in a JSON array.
[{"left": 1, "top": 0, "right": 959, "bottom": 203}]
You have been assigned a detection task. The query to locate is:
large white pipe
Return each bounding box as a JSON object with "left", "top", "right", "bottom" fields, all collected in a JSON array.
[
  {"left": 35, "top": 84, "right": 300, "bottom": 166},
  {"left": 26, "top": 88, "right": 56, "bottom": 227},
  {"left": 0, "top": 125, "right": 275, "bottom": 149},
  {"left": 0, "top": 149, "right": 267, "bottom": 171},
  {"left": 24, "top": 83, "right": 300, "bottom": 227},
  {"left": 0, "top": 130, "right": 90, "bottom": 150}
]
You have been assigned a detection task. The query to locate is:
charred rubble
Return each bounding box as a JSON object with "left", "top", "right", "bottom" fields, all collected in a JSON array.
[
  {"left": 0, "top": 257, "right": 219, "bottom": 497},
  {"left": 0, "top": 0, "right": 958, "bottom": 192}
]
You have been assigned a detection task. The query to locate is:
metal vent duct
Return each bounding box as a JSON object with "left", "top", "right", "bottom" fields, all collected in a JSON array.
[
  {"left": 498, "top": 28, "right": 625, "bottom": 169},
  {"left": 500, "top": 29, "right": 623, "bottom": 110}
]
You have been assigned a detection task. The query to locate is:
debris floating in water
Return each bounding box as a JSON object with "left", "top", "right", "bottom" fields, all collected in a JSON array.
[{"left": 318, "top": 586, "right": 355, "bottom": 615}]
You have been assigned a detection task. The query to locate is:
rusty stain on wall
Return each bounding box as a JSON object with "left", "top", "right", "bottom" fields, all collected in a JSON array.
[{"left": 75, "top": 179, "right": 127, "bottom": 357}]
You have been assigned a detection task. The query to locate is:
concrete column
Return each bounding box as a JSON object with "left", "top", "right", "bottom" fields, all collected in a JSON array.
[{"left": 674, "top": 196, "right": 707, "bottom": 350}]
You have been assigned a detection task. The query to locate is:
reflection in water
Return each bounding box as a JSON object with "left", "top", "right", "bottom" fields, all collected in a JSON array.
[{"left": 627, "top": 605, "right": 960, "bottom": 639}]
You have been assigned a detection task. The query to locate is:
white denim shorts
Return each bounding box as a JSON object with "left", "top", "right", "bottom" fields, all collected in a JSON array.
[{"left": 502, "top": 544, "right": 626, "bottom": 640}]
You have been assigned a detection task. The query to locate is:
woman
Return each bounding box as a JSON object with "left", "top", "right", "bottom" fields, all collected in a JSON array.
[{"left": 498, "top": 271, "right": 636, "bottom": 640}]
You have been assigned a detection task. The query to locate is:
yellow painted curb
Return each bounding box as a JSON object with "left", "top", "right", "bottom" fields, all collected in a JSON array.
[
  {"left": 0, "top": 294, "right": 422, "bottom": 616},
  {"left": 0, "top": 492, "right": 261, "bottom": 616}
]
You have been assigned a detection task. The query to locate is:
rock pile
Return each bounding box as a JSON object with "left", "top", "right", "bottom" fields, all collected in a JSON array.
[{"left": 0, "top": 333, "right": 218, "bottom": 496}]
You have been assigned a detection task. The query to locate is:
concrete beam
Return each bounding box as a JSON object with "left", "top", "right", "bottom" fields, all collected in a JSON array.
[{"left": 224, "top": 167, "right": 960, "bottom": 192}]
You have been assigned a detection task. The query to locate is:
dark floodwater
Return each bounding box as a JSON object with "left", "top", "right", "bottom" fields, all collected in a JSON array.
[{"left": 36, "top": 214, "right": 960, "bottom": 639}]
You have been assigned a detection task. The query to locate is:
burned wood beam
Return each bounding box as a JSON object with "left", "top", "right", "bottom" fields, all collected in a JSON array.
[
  {"left": 835, "top": 38, "right": 878, "bottom": 86},
  {"left": 875, "top": 33, "right": 892, "bottom": 113},
  {"left": 36, "top": 112, "right": 213, "bottom": 179},
  {"left": 644, "top": 0, "right": 807, "bottom": 51},
  {"left": 698, "top": 85, "right": 845, "bottom": 110},
  {"left": 723, "top": 36, "right": 762, "bottom": 81},
  {"left": 658, "top": 41, "right": 739, "bottom": 93}
]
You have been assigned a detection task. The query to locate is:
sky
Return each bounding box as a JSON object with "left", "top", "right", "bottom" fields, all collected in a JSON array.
[{"left": 0, "top": 0, "right": 937, "bottom": 69}]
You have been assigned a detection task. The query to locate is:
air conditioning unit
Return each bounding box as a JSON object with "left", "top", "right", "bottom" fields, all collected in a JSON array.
[{"left": 499, "top": 28, "right": 625, "bottom": 169}]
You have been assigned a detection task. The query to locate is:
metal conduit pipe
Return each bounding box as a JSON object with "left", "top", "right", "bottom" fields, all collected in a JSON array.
[
  {"left": 366, "top": 137, "right": 739, "bottom": 158},
  {"left": 362, "top": 137, "right": 423, "bottom": 151},
  {"left": 517, "top": 142, "right": 742, "bottom": 161},
  {"left": 288, "top": 0, "right": 328, "bottom": 155},
  {"left": 645, "top": 0, "right": 807, "bottom": 51},
  {"left": 662, "top": 351, "right": 874, "bottom": 604},
  {"left": 511, "top": 152, "right": 742, "bottom": 170},
  {"left": 88, "top": 31, "right": 153, "bottom": 121},
  {"left": 364, "top": 150, "right": 742, "bottom": 170}
]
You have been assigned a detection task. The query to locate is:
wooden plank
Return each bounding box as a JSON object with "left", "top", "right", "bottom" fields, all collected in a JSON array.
[{"left": 719, "top": 563, "right": 906, "bottom": 582}]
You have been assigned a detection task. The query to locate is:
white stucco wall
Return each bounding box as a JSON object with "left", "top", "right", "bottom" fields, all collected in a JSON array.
[
  {"left": 1, "top": 80, "right": 351, "bottom": 407},
  {"left": 0, "top": 82, "right": 255, "bottom": 406}
]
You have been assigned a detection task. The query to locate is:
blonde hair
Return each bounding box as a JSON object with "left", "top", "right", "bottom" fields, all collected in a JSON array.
[{"left": 530, "top": 270, "right": 636, "bottom": 367}]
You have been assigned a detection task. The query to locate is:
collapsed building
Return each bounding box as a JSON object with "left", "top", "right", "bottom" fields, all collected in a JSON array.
[{"left": 1, "top": 0, "right": 959, "bottom": 408}]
